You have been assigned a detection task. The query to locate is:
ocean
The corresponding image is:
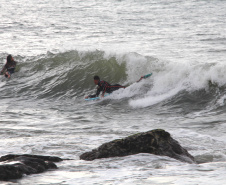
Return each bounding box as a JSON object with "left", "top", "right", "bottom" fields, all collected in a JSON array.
[{"left": 0, "top": 0, "right": 226, "bottom": 184}]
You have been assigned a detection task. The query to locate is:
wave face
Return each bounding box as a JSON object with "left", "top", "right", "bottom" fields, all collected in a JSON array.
[
  {"left": 1, "top": 50, "right": 226, "bottom": 112},
  {"left": 0, "top": 50, "right": 128, "bottom": 99}
]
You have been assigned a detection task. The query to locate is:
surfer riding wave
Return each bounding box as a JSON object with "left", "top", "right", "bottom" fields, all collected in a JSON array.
[
  {"left": 0, "top": 55, "right": 17, "bottom": 78},
  {"left": 86, "top": 76, "right": 126, "bottom": 99}
]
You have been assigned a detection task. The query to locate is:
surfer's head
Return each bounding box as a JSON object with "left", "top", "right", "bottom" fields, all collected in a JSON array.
[
  {"left": 7, "top": 55, "right": 13, "bottom": 63},
  {"left": 94, "top": 75, "right": 100, "bottom": 85}
]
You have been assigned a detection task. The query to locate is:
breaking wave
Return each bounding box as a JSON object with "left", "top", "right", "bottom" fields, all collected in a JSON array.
[{"left": 1, "top": 50, "right": 226, "bottom": 112}]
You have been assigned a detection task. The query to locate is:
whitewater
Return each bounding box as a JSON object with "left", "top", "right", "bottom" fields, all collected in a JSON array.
[{"left": 1, "top": 0, "right": 226, "bottom": 184}]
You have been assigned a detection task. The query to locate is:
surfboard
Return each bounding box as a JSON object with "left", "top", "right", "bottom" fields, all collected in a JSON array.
[{"left": 85, "top": 93, "right": 111, "bottom": 101}]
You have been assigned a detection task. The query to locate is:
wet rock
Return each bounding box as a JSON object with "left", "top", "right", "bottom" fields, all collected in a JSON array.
[
  {"left": 0, "top": 154, "right": 63, "bottom": 181},
  {"left": 80, "top": 129, "right": 195, "bottom": 163}
]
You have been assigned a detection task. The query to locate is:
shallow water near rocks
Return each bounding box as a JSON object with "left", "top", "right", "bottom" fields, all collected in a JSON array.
[{"left": 1, "top": 0, "right": 226, "bottom": 184}]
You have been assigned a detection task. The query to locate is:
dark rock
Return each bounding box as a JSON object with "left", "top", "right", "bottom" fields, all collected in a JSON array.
[
  {"left": 0, "top": 154, "right": 63, "bottom": 181},
  {"left": 0, "top": 154, "right": 63, "bottom": 162},
  {"left": 80, "top": 129, "right": 195, "bottom": 163}
]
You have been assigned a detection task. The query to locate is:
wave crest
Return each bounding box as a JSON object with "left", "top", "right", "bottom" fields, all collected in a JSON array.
[{"left": 1, "top": 50, "right": 226, "bottom": 112}]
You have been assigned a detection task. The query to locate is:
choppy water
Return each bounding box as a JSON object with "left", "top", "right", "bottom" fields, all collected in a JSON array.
[{"left": 1, "top": 0, "right": 226, "bottom": 184}]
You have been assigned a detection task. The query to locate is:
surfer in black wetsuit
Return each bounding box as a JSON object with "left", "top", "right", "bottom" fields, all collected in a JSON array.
[
  {"left": 86, "top": 76, "right": 126, "bottom": 98},
  {"left": 0, "top": 55, "right": 17, "bottom": 78}
]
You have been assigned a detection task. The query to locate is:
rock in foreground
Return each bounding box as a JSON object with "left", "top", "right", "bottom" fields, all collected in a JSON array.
[
  {"left": 80, "top": 129, "right": 195, "bottom": 163},
  {"left": 0, "top": 154, "right": 63, "bottom": 181}
]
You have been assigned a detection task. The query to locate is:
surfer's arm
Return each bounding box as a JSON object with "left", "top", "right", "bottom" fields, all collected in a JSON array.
[
  {"left": 88, "top": 94, "right": 97, "bottom": 98},
  {"left": 0, "top": 65, "right": 6, "bottom": 74},
  {"left": 101, "top": 91, "right": 105, "bottom": 97},
  {"left": 13, "top": 61, "right": 17, "bottom": 68},
  {"left": 101, "top": 88, "right": 107, "bottom": 97},
  {"left": 101, "top": 83, "right": 109, "bottom": 97},
  {"left": 88, "top": 87, "right": 102, "bottom": 98}
]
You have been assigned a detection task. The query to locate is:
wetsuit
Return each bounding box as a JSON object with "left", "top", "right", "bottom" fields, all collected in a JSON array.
[
  {"left": 89, "top": 80, "right": 125, "bottom": 98},
  {"left": 1, "top": 60, "right": 17, "bottom": 75}
]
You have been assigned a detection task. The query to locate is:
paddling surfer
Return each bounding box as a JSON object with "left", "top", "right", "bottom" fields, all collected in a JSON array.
[
  {"left": 0, "top": 55, "right": 17, "bottom": 78},
  {"left": 86, "top": 76, "right": 126, "bottom": 99}
]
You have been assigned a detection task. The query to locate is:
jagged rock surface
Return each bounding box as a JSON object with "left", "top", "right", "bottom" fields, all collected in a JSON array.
[
  {"left": 80, "top": 129, "right": 195, "bottom": 163},
  {"left": 0, "top": 154, "right": 62, "bottom": 181}
]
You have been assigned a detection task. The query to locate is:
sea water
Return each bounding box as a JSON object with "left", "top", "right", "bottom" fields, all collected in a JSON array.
[{"left": 0, "top": 0, "right": 226, "bottom": 184}]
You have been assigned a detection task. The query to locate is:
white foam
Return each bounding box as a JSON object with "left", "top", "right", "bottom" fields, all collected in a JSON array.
[
  {"left": 120, "top": 54, "right": 226, "bottom": 108},
  {"left": 129, "top": 87, "right": 181, "bottom": 108},
  {"left": 0, "top": 81, "right": 6, "bottom": 88},
  {"left": 216, "top": 94, "right": 226, "bottom": 107}
]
